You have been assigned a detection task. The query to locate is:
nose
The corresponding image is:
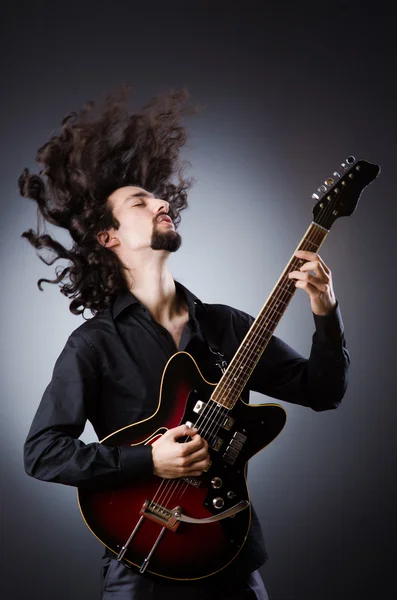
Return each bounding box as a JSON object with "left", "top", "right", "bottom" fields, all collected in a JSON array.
[{"left": 154, "top": 198, "right": 170, "bottom": 216}]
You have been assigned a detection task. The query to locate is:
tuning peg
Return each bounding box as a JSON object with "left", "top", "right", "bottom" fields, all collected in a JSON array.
[
  {"left": 333, "top": 171, "right": 341, "bottom": 179},
  {"left": 341, "top": 162, "right": 348, "bottom": 170},
  {"left": 325, "top": 178, "right": 334, "bottom": 186},
  {"left": 346, "top": 156, "right": 355, "bottom": 164}
]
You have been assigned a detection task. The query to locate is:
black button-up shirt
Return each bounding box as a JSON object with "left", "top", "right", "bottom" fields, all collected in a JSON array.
[{"left": 23, "top": 280, "right": 350, "bottom": 579}]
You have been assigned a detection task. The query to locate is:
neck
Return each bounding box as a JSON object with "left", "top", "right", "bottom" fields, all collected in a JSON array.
[{"left": 124, "top": 262, "right": 183, "bottom": 324}]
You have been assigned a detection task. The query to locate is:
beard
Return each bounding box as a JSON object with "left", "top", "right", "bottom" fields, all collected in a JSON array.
[{"left": 150, "top": 224, "right": 182, "bottom": 252}]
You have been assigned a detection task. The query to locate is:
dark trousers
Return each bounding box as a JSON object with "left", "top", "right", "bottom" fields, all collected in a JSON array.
[{"left": 100, "top": 556, "right": 269, "bottom": 599}]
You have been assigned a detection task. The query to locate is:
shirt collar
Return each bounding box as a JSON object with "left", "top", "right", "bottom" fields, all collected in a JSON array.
[{"left": 111, "top": 279, "right": 206, "bottom": 321}]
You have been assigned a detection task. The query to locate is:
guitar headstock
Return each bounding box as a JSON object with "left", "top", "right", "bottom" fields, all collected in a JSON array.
[{"left": 311, "top": 156, "right": 380, "bottom": 230}]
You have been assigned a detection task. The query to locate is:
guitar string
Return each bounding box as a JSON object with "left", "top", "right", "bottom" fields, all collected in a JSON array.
[{"left": 147, "top": 177, "right": 349, "bottom": 511}]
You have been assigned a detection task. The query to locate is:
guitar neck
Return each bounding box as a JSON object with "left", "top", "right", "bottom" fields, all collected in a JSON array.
[{"left": 211, "top": 222, "right": 329, "bottom": 409}]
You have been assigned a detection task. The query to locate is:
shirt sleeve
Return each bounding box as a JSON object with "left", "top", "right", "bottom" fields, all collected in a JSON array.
[
  {"left": 23, "top": 332, "right": 153, "bottom": 489},
  {"left": 232, "top": 301, "right": 350, "bottom": 411}
]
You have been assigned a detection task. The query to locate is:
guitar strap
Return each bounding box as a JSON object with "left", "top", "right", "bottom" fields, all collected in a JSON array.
[{"left": 197, "top": 308, "right": 228, "bottom": 376}]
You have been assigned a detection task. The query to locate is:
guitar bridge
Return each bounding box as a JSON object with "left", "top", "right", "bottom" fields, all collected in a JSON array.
[{"left": 140, "top": 500, "right": 181, "bottom": 531}]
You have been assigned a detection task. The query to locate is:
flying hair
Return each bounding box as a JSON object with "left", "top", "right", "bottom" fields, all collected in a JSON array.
[{"left": 19, "top": 85, "right": 200, "bottom": 318}]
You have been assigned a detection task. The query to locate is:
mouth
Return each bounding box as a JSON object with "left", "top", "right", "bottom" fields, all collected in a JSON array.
[{"left": 157, "top": 215, "right": 173, "bottom": 225}]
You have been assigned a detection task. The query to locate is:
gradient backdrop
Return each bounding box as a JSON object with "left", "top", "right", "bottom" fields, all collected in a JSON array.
[{"left": 1, "top": 1, "right": 396, "bottom": 599}]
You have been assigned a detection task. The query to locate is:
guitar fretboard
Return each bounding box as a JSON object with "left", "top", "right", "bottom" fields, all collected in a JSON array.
[{"left": 211, "top": 222, "right": 329, "bottom": 409}]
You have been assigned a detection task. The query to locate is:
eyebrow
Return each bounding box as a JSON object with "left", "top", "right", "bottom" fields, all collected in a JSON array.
[{"left": 123, "top": 191, "right": 155, "bottom": 204}]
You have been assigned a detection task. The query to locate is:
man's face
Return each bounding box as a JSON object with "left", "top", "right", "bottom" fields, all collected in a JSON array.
[{"left": 107, "top": 185, "right": 182, "bottom": 254}]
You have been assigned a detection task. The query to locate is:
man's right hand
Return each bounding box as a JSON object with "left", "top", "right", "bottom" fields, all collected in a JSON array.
[{"left": 151, "top": 424, "right": 210, "bottom": 479}]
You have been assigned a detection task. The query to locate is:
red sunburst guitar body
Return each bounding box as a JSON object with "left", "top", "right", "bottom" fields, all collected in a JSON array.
[{"left": 78, "top": 351, "right": 286, "bottom": 582}]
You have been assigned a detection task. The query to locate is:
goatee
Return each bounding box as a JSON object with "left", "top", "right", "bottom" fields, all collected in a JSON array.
[{"left": 151, "top": 226, "right": 182, "bottom": 252}]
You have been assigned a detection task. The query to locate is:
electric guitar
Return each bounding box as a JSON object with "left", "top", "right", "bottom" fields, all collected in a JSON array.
[{"left": 78, "top": 156, "right": 379, "bottom": 581}]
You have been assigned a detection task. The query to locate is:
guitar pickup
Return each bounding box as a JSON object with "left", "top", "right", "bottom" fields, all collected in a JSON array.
[
  {"left": 210, "top": 436, "right": 223, "bottom": 452},
  {"left": 222, "top": 416, "right": 234, "bottom": 431}
]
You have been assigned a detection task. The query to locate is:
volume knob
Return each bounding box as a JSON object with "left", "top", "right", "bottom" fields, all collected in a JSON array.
[
  {"left": 211, "top": 477, "right": 222, "bottom": 489},
  {"left": 213, "top": 497, "right": 225, "bottom": 509}
]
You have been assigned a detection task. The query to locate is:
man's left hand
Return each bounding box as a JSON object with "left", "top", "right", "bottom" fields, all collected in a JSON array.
[{"left": 288, "top": 250, "right": 337, "bottom": 316}]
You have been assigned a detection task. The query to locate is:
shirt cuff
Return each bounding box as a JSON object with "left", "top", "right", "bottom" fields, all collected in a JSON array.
[
  {"left": 119, "top": 443, "right": 153, "bottom": 483},
  {"left": 312, "top": 300, "right": 345, "bottom": 344}
]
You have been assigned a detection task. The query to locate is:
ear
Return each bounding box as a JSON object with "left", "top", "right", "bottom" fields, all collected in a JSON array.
[{"left": 97, "top": 230, "right": 120, "bottom": 249}]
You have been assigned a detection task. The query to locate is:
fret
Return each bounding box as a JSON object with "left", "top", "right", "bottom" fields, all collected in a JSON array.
[
  {"left": 274, "top": 292, "right": 293, "bottom": 304},
  {"left": 266, "top": 306, "right": 284, "bottom": 317},
  {"left": 303, "top": 238, "right": 320, "bottom": 249},
  {"left": 266, "top": 292, "right": 293, "bottom": 308},
  {"left": 257, "top": 315, "right": 279, "bottom": 328},
  {"left": 274, "top": 286, "right": 294, "bottom": 298},
  {"left": 269, "top": 296, "right": 288, "bottom": 307}
]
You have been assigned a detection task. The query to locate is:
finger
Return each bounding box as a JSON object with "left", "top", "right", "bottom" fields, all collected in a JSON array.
[
  {"left": 294, "top": 251, "right": 330, "bottom": 274},
  {"left": 168, "top": 424, "right": 198, "bottom": 440},
  {"left": 294, "top": 250, "right": 319, "bottom": 261},
  {"left": 179, "top": 435, "right": 207, "bottom": 456},
  {"left": 289, "top": 271, "right": 330, "bottom": 291},
  {"left": 294, "top": 279, "right": 329, "bottom": 294},
  {"left": 298, "top": 261, "right": 329, "bottom": 280},
  {"left": 184, "top": 446, "right": 210, "bottom": 466},
  {"left": 187, "top": 457, "right": 210, "bottom": 475}
]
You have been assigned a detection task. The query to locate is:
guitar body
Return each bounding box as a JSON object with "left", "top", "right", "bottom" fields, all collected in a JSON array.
[{"left": 78, "top": 351, "right": 286, "bottom": 581}]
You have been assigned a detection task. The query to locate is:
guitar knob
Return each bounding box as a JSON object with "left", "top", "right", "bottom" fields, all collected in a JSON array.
[
  {"left": 211, "top": 477, "right": 223, "bottom": 489},
  {"left": 317, "top": 185, "right": 327, "bottom": 193},
  {"left": 333, "top": 171, "right": 341, "bottom": 179},
  {"left": 213, "top": 497, "right": 224, "bottom": 509},
  {"left": 311, "top": 193, "right": 319, "bottom": 200},
  {"left": 325, "top": 178, "right": 334, "bottom": 186},
  {"left": 346, "top": 156, "right": 355, "bottom": 164}
]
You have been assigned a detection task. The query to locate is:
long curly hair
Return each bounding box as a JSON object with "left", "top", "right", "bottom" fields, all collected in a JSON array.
[{"left": 19, "top": 86, "right": 199, "bottom": 318}]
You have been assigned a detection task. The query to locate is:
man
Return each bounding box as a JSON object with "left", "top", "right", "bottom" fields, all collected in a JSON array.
[{"left": 21, "top": 86, "right": 350, "bottom": 599}]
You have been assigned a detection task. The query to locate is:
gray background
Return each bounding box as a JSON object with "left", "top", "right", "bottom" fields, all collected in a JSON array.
[{"left": 1, "top": 1, "right": 396, "bottom": 599}]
